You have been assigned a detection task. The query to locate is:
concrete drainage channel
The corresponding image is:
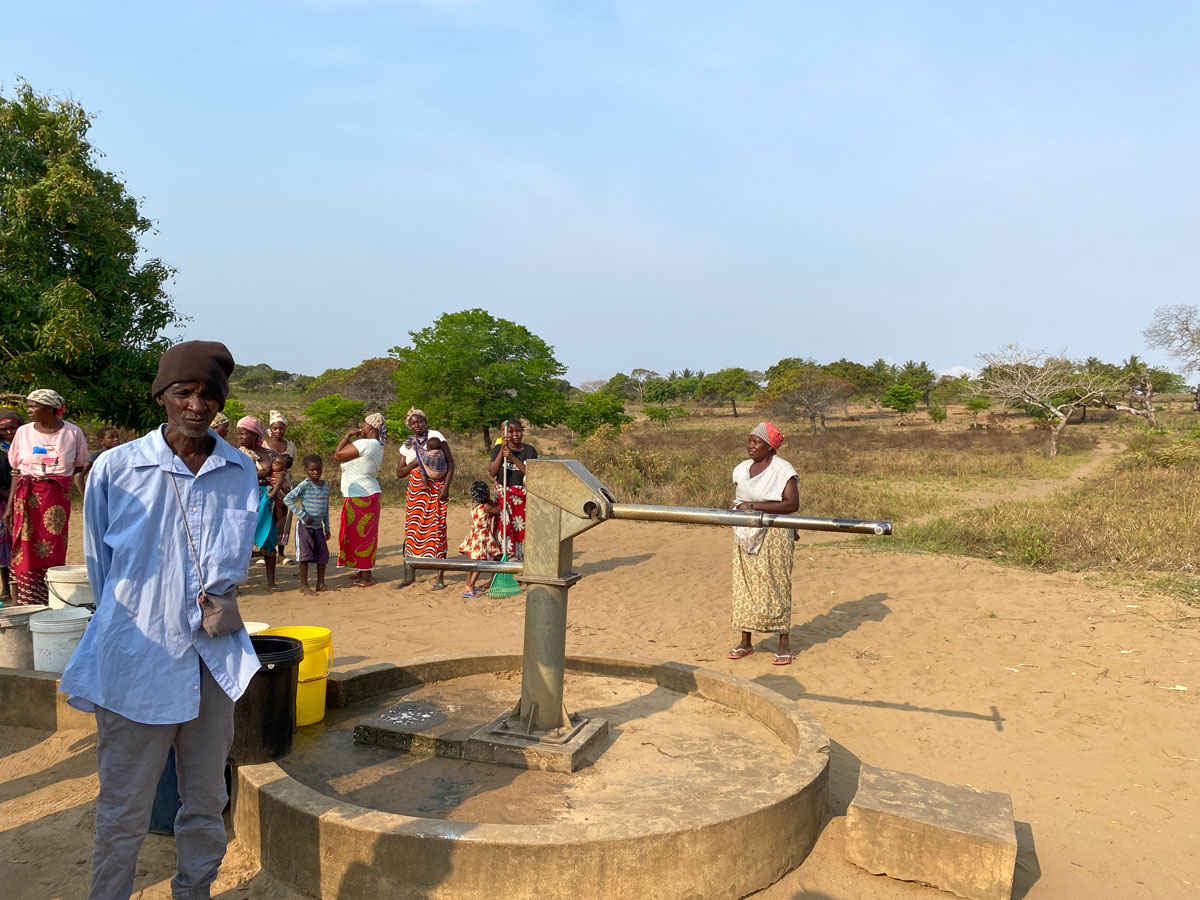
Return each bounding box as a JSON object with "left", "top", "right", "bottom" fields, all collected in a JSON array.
[{"left": 231, "top": 653, "right": 830, "bottom": 900}]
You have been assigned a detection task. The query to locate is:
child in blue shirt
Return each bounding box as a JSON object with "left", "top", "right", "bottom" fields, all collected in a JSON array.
[{"left": 283, "top": 454, "right": 331, "bottom": 594}]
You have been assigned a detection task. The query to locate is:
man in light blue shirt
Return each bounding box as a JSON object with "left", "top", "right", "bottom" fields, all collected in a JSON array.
[{"left": 60, "top": 341, "right": 259, "bottom": 900}]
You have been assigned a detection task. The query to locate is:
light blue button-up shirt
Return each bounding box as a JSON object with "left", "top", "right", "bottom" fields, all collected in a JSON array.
[{"left": 60, "top": 426, "right": 262, "bottom": 724}]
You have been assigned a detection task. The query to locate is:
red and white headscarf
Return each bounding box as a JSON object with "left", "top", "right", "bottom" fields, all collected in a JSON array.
[
  {"left": 750, "top": 421, "right": 784, "bottom": 450},
  {"left": 237, "top": 416, "right": 264, "bottom": 437}
]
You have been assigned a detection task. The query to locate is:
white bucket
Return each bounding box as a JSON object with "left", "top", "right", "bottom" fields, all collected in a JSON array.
[
  {"left": 244, "top": 621, "right": 270, "bottom": 635},
  {"left": 29, "top": 606, "right": 92, "bottom": 674},
  {"left": 0, "top": 604, "right": 50, "bottom": 670},
  {"left": 45, "top": 566, "right": 93, "bottom": 610}
]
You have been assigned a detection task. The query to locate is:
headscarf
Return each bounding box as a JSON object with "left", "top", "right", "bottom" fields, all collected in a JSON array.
[
  {"left": 237, "top": 416, "right": 264, "bottom": 438},
  {"left": 470, "top": 481, "right": 492, "bottom": 505},
  {"left": 0, "top": 408, "right": 22, "bottom": 452},
  {"left": 210, "top": 412, "right": 229, "bottom": 429},
  {"left": 365, "top": 412, "right": 387, "bottom": 445},
  {"left": 269, "top": 410, "right": 288, "bottom": 427},
  {"left": 750, "top": 421, "right": 784, "bottom": 451},
  {"left": 27, "top": 389, "right": 65, "bottom": 416}
]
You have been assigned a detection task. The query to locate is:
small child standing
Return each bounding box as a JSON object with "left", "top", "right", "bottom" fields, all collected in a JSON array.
[
  {"left": 457, "top": 481, "right": 501, "bottom": 598},
  {"left": 283, "top": 455, "right": 331, "bottom": 594}
]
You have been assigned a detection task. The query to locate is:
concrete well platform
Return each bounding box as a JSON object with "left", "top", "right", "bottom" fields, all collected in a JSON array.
[{"left": 232, "top": 652, "right": 830, "bottom": 900}]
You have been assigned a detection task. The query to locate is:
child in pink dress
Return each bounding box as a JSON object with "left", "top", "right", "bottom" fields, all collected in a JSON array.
[{"left": 457, "top": 481, "right": 501, "bottom": 598}]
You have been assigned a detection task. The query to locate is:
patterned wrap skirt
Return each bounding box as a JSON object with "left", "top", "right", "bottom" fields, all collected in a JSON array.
[
  {"left": 405, "top": 472, "right": 447, "bottom": 559},
  {"left": 731, "top": 527, "right": 795, "bottom": 634},
  {"left": 496, "top": 484, "right": 527, "bottom": 561},
  {"left": 11, "top": 475, "right": 72, "bottom": 605},
  {"left": 338, "top": 493, "right": 381, "bottom": 570}
]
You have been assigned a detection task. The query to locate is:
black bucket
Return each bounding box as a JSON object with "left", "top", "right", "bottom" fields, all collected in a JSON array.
[{"left": 230, "top": 635, "right": 304, "bottom": 765}]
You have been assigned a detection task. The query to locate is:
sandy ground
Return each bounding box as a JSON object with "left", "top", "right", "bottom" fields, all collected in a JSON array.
[{"left": 2, "top": 501, "right": 1198, "bottom": 899}]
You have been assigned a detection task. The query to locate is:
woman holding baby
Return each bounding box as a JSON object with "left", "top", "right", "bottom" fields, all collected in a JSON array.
[
  {"left": 334, "top": 413, "right": 387, "bottom": 587},
  {"left": 396, "top": 407, "right": 455, "bottom": 590}
]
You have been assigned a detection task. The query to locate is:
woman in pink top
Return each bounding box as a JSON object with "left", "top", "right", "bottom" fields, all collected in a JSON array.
[{"left": 2, "top": 389, "right": 89, "bottom": 605}]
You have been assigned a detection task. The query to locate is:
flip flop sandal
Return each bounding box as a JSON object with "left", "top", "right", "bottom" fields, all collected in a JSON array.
[
  {"left": 727, "top": 647, "right": 754, "bottom": 660},
  {"left": 772, "top": 653, "right": 794, "bottom": 666},
  {"left": 431, "top": 583, "right": 447, "bottom": 591},
  {"left": 462, "top": 589, "right": 483, "bottom": 598}
]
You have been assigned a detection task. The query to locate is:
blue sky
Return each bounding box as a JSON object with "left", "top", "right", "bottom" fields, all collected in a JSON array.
[{"left": 4, "top": 1, "right": 1198, "bottom": 383}]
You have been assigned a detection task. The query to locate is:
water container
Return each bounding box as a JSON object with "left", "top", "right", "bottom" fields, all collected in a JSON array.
[
  {"left": 29, "top": 606, "right": 92, "bottom": 673},
  {"left": 229, "top": 635, "right": 305, "bottom": 765},
  {"left": 256, "top": 626, "right": 331, "bottom": 726},
  {"left": 44, "top": 565, "right": 93, "bottom": 610},
  {"left": 0, "top": 604, "right": 49, "bottom": 669}
]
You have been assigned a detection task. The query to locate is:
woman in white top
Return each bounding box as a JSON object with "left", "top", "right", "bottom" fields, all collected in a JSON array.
[
  {"left": 334, "top": 413, "right": 386, "bottom": 587},
  {"left": 728, "top": 421, "right": 800, "bottom": 665}
]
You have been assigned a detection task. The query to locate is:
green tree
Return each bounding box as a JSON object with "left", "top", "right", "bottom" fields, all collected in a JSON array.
[
  {"left": 881, "top": 384, "right": 922, "bottom": 423},
  {"left": 897, "top": 360, "right": 937, "bottom": 406},
  {"left": 965, "top": 395, "right": 991, "bottom": 426},
  {"left": 672, "top": 376, "right": 701, "bottom": 400},
  {"left": 927, "top": 404, "right": 948, "bottom": 424},
  {"left": 643, "top": 405, "right": 689, "bottom": 427},
  {"left": 301, "top": 394, "right": 365, "bottom": 452},
  {"left": 696, "top": 367, "right": 758, "bottom": 417},
  {"left": 0, "top": 82, "right": 180, "bottom": 427},
  {"left": 821, "top": 359, "right": 868, "bottom": 395},
  {"left": 862, "top": 358, "right": 898, "bottom": 405},
  {"left": 642, "top": 377, "right": 676, "bottom": 405},
  {"left": 600, "top": 372, "right": 639, "bottom": 400},
  {"left": 566, "top": 392, "right": 632, "bottom": 438},
  {"left": 389, "top": 309, "right": 567, "bottom": 450},
  {"left": 765, "top": 366, "right": 854, "bottom": 434},
  {"left": 304, "top": 357, "right": 400, "bottom": 411}
]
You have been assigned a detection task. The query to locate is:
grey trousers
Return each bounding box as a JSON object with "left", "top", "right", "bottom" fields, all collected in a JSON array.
[{"left": 89, "top": 662, "right": 235, "bottom": 900}]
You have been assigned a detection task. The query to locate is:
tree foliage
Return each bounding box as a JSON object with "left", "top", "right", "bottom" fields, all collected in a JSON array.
[
  {"left": 642, "top": 405, "right": 689, "bottom": 427},
  {"left": 389, "top": 309, "right": 566, "bottom": 449},
  {"left": 0, "top": 82, "right": 180, "bottom": 427},
  {"left": 304, "top": 357, "right": 400, "bottom": 411},
  {"left": 231, "top": 363, "right": 309, "bottom": 392},
  {"left": 881, "top": 384, "right": 922, "bottom": 421},
  {"left": 565, "top": 392, "right": 632, "bottom": 438},
  {"left": 764, "top": 365, "right": 853, "bottom": 434},
  {"left": 301, "top": 394, "right": 365, "bottom": 452},
  {"left": 975, "top": 346, "right": 1122, "bottom": 455},
  {"left": 696, "top": 367, "right": 759, "bottom": 417}
]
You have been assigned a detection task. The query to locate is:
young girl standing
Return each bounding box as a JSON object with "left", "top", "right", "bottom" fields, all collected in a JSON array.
[{"left": 458, "top": 481, "right": 501, "bottom": 598}]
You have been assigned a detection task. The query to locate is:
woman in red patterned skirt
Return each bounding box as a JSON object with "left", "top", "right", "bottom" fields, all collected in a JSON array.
[
  {"left": 488, "top": 419, "right": 538, "bottom": 561},
  {"left": 396, "top": 408, "right": 455, "bottom": 590},
  {"left": 3, "top": 390, "right": 89, "bottom": 605}
]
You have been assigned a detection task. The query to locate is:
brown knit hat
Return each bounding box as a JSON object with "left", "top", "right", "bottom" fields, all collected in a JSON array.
[{"left": 151, "top": 341, "right": 235, "bottom": 410}]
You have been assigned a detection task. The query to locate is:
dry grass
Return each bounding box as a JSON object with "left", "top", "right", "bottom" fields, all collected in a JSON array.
[
  {"left": 571, "top": 425, "right": 1094, "bottom": 522},
  {"left": 889, "top": 445, "right": 1200, "bottom": 602}
]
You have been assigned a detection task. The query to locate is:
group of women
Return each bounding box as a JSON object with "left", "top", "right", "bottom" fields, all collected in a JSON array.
[{"left": 3, "top": 386, "right": 803, "bottom": 666}]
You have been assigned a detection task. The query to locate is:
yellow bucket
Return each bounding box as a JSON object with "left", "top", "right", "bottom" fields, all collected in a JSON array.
[{"left": 258, "top": 626, "right": 332, "bottom": 726}]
